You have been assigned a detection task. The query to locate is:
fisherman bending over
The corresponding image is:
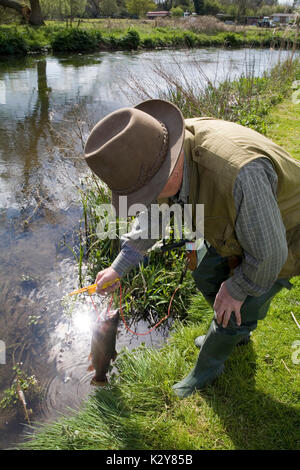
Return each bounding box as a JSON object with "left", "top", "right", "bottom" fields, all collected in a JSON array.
[{"left": 84, "top": 100, "right": 300, "bottom": 398}]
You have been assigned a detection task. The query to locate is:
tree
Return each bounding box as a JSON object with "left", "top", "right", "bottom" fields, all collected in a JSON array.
[
  {"left": 171, "top": 5, "right": 184, "bottom": 15},
  {"left": 60, "top": 0, "right": 87, "bottom": 21},
  {"left": 193, "top": 0, "right": 204, "bottom": 15},
  {"left": 125, "top": 0, "right": 156, "bottom": 17},
  {"left": 160, "top": 0, "right": 174, "bottom": 9},
  {"left": 99, "top": 0, "right": 118, "bottom": 16},
  {"left": 203, "top": 0, "right": 221, "bottom": 16},
  {"left": 29, "top": 0, "right": 43, "bottom": 23},
  {"left": 85, "top": 0, "right": 101, "bottom": 18},
  {"left": 0, "top": 0, "right": 44, "bottom": 24}
]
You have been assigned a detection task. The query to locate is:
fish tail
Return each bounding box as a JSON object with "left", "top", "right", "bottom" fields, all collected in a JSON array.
[{"left": 90, "top": 375, "right": 107, "bottom": 387}]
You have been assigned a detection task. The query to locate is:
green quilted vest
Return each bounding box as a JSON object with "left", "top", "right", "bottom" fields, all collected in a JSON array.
[{"left": 183, "top": 117, "right": 300, "bottom": 278}]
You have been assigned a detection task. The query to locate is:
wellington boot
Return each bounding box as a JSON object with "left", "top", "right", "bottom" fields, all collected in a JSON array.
[
  {"left": 172, "top": 319, "right": 251, "bottom": 398},
  {"left": 194, "top": 333, "right": 251, "bottom": 349}
]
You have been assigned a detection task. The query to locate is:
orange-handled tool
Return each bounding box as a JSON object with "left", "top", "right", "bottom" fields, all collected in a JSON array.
[{"left": 69, "top": 278, "right": 120, "bottom": 296}]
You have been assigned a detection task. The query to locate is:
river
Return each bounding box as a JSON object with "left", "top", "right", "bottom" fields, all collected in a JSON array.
[{"left": 0, "top": 46, "right": 294, "bottom": 448}]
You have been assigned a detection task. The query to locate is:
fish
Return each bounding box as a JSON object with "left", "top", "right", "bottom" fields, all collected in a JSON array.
[{"left": 87, "top": 308, "right": 119, "bottom": 386}]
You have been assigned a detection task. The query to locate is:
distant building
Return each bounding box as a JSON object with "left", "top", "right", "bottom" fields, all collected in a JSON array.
[
  {"left": 216, "top": 13, "right": 236, "bottom": 23},
  {"left": 216, "top": 13, "right": 257, "bottom": 25},
  {"left": 147, "top": 11, "right": 171, "bottom": 19},
  {"left": 271, "top": 13, "right": 296, "bottom": 24}
]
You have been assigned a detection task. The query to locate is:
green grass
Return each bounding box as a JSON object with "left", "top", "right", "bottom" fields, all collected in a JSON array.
[
  {"left": 264, "top": 64, "right": 300, "bottom": 162},
  {"left": 266, "top": 101, "right": 300, "bottom": 161}
]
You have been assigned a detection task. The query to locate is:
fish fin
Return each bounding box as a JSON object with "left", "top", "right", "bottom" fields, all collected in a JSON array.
[
  {"left": 87, "top": 364, "right": 94, "bottom": 372},
  {"left": 90, "top": 376, "right": 107, "bottom": 387}
]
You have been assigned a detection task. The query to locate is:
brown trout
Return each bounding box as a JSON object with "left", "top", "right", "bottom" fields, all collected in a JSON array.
[{"left": 88, "top": 308, "right": 119, "bottom": 386}]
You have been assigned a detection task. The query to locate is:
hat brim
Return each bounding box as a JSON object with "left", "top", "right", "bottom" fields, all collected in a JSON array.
[{"left": 112, "top": 99, "right": 185, "bottom": 215}]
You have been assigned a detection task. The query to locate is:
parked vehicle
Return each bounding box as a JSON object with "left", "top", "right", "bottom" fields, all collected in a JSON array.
[{"left": 258, "top": 16, "right": 271, "bottom": 27}]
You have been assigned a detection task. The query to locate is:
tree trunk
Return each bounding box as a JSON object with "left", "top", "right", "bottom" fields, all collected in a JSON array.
[
  {"left": 193, "top": 0, "right": 204, "bottom": 15},
  {"left": 29, "top": 0, "right": 44, "bottom": 25},
  {"left": 0, "top": 0, "right": 44, "bottom": 24},
  {"left": 0, "top": 0, "right": 31, "bottom": 21}
]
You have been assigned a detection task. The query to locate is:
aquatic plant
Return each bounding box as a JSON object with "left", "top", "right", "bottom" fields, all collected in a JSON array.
[
  {"left": 0, "top": 364, "right": 42, "bottom": 425},
  {"left": 27, "top": 315, "right": 41, "bottom": 327}
]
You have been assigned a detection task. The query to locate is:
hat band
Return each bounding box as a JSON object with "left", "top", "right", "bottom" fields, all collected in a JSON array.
[{"left": 113, "top": 121, "right": 169, "bottom": 196}]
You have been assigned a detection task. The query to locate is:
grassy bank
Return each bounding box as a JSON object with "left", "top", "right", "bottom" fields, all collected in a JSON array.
[
  {"left": 20, "top": 58, "right": 300, "bottom": 450},
  {"left": 0, "top": 17, "right": 299, "bottom": 55}
]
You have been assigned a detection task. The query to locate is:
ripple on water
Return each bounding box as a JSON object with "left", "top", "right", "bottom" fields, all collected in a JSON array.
[{"left": 39, "top": 294, "right": 171, "bottom": 421}]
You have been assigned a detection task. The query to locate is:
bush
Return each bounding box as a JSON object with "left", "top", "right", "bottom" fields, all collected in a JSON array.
[
  {"left": 142, "top": 37, "right": 156, "bottom": 49},
  {"left": 222, "top": 32, "right": 243, "bottom": 47},
  {"left": 51, "top": 28, "right": 102, "bottom": 52},
  {"left": 106, "top": 35, "right": 121, "bottom": 49},
  {"left": 121, "top": 29, "right": 140, "bottom": 50},
  {"left": 171, "top": 7, "right": 184, "bottom": 18},
  {"left": 0, "top": 28, "right": 28, "bottom": 55},
  {"left": 183, "top": 31, "right": 197, "bottom": 47}
]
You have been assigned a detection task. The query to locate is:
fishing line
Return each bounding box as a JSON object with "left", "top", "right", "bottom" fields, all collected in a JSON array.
[
  {"left": 89, "top": 283, "right": 179, "bottom": 336},
  {"left": 90, "top": 293, "right": 113, "bottom": 321},
  {"left": 88, "top": 248, "right": 193, "bottom": 336},
  {"left": 118, "top": 283, "right": 179, "bottom": 336}
]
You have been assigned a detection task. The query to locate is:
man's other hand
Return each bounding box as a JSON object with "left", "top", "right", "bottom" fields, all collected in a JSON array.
[
  {"left": 95, "top": 267, "right": 120, "bottom": 295},
  {"left": 214, "top": 281, "right": 243, "bottom": 328}
]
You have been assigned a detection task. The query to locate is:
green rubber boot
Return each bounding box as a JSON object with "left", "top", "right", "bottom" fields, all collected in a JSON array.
[
  {"left": 194, "top": 333, "right": 251, "bottom": 349},
  {"left": 172, "top": 319, "right": 251, "bottom": 399}
]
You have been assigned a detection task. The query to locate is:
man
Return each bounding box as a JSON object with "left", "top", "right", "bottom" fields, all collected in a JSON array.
[{"left": 84, "top": 99, "right": 300, "bottom": 398}]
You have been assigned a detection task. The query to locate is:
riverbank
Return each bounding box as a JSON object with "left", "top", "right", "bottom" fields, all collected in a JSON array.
[
  {"left": 0, "top": 18, "right": 299, "bottom": 55},
  {"left": 21, "top": 59, "right": 300, "bottom": 450}
]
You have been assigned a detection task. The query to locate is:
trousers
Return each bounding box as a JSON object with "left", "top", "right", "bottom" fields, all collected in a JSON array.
[{"left": 192, "top": 245, "right": 292, "bottom": 333}]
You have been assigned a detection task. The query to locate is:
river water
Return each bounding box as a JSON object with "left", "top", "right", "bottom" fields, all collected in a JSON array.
[{"left": 0, "top": 47, "right": 294, "bottom": 448}]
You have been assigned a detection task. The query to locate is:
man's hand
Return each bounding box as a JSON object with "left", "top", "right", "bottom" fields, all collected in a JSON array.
[
  {"left": 95, "top": 267, "right": 120, "bottom": 295},
  {"left": 213, "top": 281, "right": 243, "bottom": 328}
]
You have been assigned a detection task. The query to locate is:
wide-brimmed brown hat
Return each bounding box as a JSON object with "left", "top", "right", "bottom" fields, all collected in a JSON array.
[{"left": 84, "top": 99, "right": 185, "bottom": 214}]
